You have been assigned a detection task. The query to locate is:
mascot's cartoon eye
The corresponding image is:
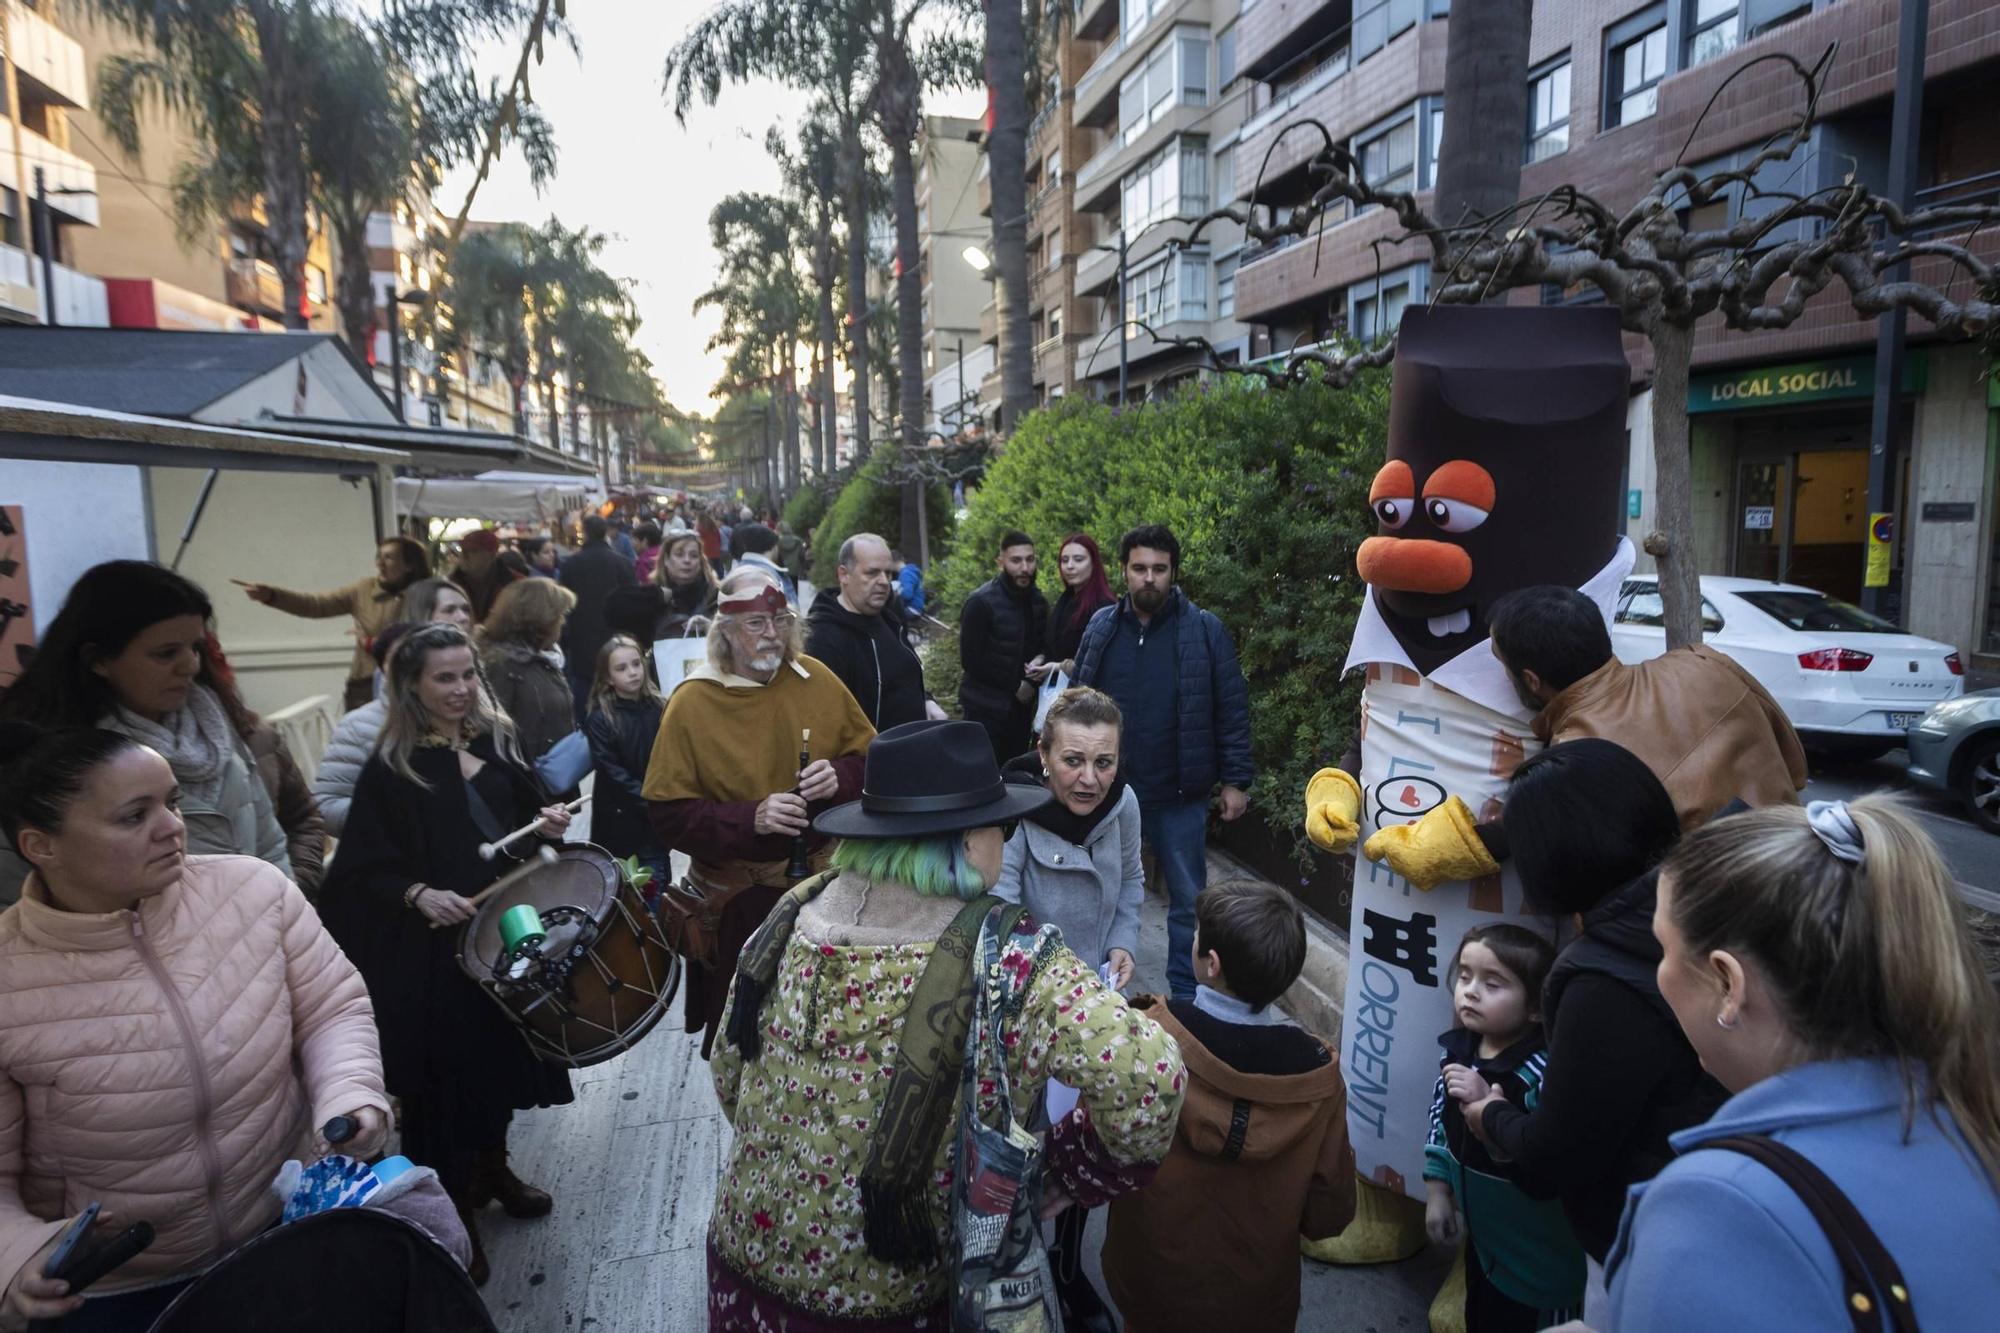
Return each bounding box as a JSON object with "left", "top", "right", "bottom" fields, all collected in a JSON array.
[
  {"left": 1424, "top": 497, "right": 1489, "bottom": 533},
  {"left": 1374, "top": 497, "right": 1413, "bottom": 529}
]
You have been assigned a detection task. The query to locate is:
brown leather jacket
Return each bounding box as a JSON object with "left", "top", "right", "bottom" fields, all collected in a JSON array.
[{"left": 1537, "top": 647, "right": 1808, "bottom": 829}]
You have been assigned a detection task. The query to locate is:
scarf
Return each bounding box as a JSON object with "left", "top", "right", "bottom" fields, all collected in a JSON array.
[
  {"left": 1003, "top": 754, "right": 1125, "bottom": 847},
  {"left": 725, "top": 871, "right": 1018, "bottom": 1269},
  {"left": 1194, "top": 984, "right": 1296, "bottom": 1028},
  {"left": 111, "top": 682, "right": 234, "bottom": 789}
]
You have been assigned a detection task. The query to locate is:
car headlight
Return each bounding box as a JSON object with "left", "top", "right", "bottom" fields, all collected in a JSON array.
[{"left": 1920, "top": 697, "right": 1982, "bottom": 726}]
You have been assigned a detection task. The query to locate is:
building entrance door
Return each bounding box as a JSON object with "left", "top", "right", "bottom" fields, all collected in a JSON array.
[{"left": 1730, "top": 405, "right": 1906, "bottom": 608}]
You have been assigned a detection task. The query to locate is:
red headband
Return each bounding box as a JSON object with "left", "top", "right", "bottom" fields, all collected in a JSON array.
[{"left": 719, "top": 583, "right": 788, "bottom": 616}]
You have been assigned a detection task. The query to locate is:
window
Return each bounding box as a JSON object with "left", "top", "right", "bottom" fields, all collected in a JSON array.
[
  {"left": 1049, "top": 307, "right": 1062, "bottom": 341},
  {"left": 1049, "top": 227, "right": 1062, "bottom": 266},
  {"left": 1217, "top": 254, "right": 1237, "bottom": 320},
  {"left": 1118, "top": 136, "right": 1208, "bottom": 230},
  {"left": 1047, "top": 147, "right": 1062, "bottom": 186},
  {"left": 1352, "top": 0, "right": 1425, "bottom": 66},
  {"left": 1616, "top": 585, "right": 1725, "bottom": 633},
  {"left": 1355, "top": 115, "right": 1417, "bottom": 196},
  {"left": 1218, "top": 24, "right": 1238, "bottom": 88},
  {"left": 306, "top": 265, "right": 328, "bottom": 304},
  {"left": 1350, "top": 263, "right": 1425, "bottom": 341},
  {"left": 1606, "top": 10, "right": 1668, "bottom": 128},
  {"left": 1215, "top": 142, "right": 1236, "bottom": 206},
  {"left": 1422, "top": 101, "right": 1443, "bottom": 190},
  {"left": 1527, "top": 58, "right": 1571, "bottom": 163},
  {"left": 1125, "top": 251, "right": 1210, "bottom": 326},
  {"left": 1686, "top": 0, "right": 1740, "bottom": 67},
  {"left": 1119, "top": 28, "right": 1210, "bottom": 146},
  {"left": 1123, "top": 0, "right": 1165, "bottom": 40}
]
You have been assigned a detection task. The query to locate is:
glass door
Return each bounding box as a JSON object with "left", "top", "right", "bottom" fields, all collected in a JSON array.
[{"left": 1734, "top": 459, "right": 1787, "bottom": 582}]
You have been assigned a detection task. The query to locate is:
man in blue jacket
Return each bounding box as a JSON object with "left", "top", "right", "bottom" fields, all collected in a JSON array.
[{"left": 1074, "top": 523, "right": 1253, "bottom": 999}]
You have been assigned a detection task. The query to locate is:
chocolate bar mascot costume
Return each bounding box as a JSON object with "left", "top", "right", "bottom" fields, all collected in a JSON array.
[{"left": 1303, "top": 305, "right": 1634, "bottom": 1261}]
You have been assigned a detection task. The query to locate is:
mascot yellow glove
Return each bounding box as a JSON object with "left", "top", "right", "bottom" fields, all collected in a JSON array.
[
  {"left": 1304, "top": 767, "right": 1364, "bottom": 853},
  {"left": 1361, "top": 796, "right": 1501, "bottom": 891}
]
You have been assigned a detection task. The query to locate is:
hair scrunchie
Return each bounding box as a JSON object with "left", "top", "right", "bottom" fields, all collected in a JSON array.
[{"left": 1805, "top": 799, "right": 1865, "bottom": 864}]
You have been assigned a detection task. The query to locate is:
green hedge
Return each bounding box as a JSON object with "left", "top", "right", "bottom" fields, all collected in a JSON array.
[
  {"left": 808, "top": 447, "right": 955, "bottom": 585},
  {"left": 932, "top": 375, "right": 1389, "bottom": 856},
  {"left": 781, "top": 477, "right": 834, "bottom": 538}
]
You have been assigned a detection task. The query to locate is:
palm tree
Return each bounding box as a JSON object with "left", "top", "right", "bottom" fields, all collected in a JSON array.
[
  {"left": 666, "top": 0, "right": 881, "bottom": 460},
  {"left": 985, "top": 0, "right": 1034, "bottom": 429},
  {"left": 84, "top": 0, "right": 560, "bottom": 331},
  {"left": 1433, "top": 0, "right": 1535, "bottom": 235},
  {"left": 697, "top": 191, "right": 813, "bottom": 496},
  {"left": 765, "top": 116, "right": 847, "bottom": 478}
]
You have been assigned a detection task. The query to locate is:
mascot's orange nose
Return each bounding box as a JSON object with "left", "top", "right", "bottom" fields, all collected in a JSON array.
[{"left": 1357, "top": 536, "right": 1474, "bottom": 595}]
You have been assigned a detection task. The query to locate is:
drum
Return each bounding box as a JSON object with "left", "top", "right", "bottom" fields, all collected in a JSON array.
[{"left": 456, "top": 844, "right": 681, "bottom": 1068}]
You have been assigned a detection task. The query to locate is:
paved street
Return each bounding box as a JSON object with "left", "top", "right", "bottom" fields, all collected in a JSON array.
[{"left": 1802, "top": 750, "right": 1999, "bottom": 892}]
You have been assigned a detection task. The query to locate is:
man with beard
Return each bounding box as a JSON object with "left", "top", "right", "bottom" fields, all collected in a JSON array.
[
  {"left": 804, "top": 532, "right": 946, "bottom": 730},
  {"left": 1074, "top": 523, "right": 1253, "bottom": 1001},
  {"left": 957, "top": 529, "right": 1049, "bottom": 765},
  {"left": 448, "top": 528, "right": 520, "bottom": 623},
  {"left": 643, "top": 567, "right": 875, "bottom": 1056}
]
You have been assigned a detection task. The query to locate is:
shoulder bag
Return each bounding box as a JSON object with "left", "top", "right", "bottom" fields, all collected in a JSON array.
[{"left": 1698, "top": 1134, "right": 1918, "bottom": 1333}]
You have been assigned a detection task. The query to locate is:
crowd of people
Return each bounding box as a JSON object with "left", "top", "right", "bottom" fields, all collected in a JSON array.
[{"left": 0, "top": 496, "right": 1996, "bottom": 1333}]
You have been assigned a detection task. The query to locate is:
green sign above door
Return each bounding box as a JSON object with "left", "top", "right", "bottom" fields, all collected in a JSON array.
[{"left": 1687, "top": 351, "right": 1928, "bottom": 414}]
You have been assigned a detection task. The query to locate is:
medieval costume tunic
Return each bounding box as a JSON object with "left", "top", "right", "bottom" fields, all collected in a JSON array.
[
  {"left": 317, "top": 732, "right": 574, "bottom": 1196},
  {"left": 642, "top": 654, "right": 874, "bottom": 1055}
]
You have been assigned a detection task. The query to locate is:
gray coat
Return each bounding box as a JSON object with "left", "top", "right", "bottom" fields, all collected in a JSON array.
[{"left": 992, "top": 785, "right": 1143, "bottom": 967}]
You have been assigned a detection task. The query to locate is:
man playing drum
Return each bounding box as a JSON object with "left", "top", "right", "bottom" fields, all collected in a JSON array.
[{"left": 643, "top": 568, "right": 876, "bottom": 1057}]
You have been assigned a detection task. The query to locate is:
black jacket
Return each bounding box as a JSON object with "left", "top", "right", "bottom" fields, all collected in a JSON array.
[
  {"left": 805, "top": 592, "right": 929, "bottom": 730},
  {"left": 1481, "top": 871, "right": 1726, "bottom": 1260},
  {"left": 603, "top": 579, "right": 716, "bottom": 648},
  {"left": 480, "top": 639, "right": 576, "bottom": 765},
  {"left": 585, "top": 694, "right": 665, "bottom": 862},
  {"left": 958, "top": 576, "right": 1048, "bottom": 710},
  {"left": 557, "top": 539, "right": 636, "bottom": 674}
]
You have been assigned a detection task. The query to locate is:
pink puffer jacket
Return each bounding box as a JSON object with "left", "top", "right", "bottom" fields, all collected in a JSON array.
[{"left": 0, "top": 855, "right": 389, "bottom": 1295}]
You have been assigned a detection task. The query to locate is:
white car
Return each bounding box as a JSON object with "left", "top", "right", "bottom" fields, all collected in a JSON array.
[{"left": 1609, "top": 575, "right": 1964, "bottom": 756}]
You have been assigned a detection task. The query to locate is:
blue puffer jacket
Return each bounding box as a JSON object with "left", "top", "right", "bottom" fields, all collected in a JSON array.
[{"left": 1073, "top": 588, "right": 1253, "bottom": 800}]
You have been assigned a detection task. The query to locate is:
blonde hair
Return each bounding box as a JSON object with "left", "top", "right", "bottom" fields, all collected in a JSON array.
[
  {"left": 1038, "top": 686, "right": 1123, "bottom": 752},
  {"left": 400, "top": 577, "right": 468, "bottom": 623},
  {"left": 706, "top": 568, "right": 802, "bottom": 674},
  {"left": 375, "top": 623, "right": 521, "bottom": 788},
  {"left": 480, "top": 577, "right": 576, "bottom": 650},
  {"left": 1663, "top": 794, "right": 2000, "bottom": 1189},
  {"left": 652, "top": 531, "right": 719, "bottom": 595},
  {"left": 590, "top": 634, "right": 662, "bottom": 718}
]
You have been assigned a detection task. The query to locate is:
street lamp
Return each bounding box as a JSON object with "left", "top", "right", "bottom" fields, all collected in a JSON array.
[
  {"left": 962, "top": 244, "right": 994, "bottom": 274},
  {"left": 385, "top": 288, "right": 428, "bottom": 424}
]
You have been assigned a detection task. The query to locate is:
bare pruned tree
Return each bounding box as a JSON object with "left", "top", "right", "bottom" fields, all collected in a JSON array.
[{"left": 1169, "top": 46, "right": 1999, "bottom": 648}]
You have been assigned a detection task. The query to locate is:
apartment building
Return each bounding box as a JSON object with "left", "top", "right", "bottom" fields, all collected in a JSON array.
[
  {"left": 367, "top": 203, "right": 521, "bottom": 435},
  {"left": 976, "top": 0, "right": 1257, "bottom": 406},
  {"left": 916, "top": 114, "right": 993, "bottom": 440},
  {"left": 1, "top": 0, "right": 106, "bottom": 325},
  {"left": 1229, "top": 0, "right": 2000, "bottom": 665},
  {"left": 54, "top": 4, "right": 337, "bottom": 333}
]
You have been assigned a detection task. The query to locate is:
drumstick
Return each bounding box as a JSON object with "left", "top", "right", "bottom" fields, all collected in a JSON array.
[
  {"left": 477, "top": 794, "right": 592, "bottom": 861},
  {"left": 430, "top": 846, "right": 559, "bottom": 929}
]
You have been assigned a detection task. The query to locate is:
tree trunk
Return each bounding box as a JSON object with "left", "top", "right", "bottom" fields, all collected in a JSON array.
[
  {"left": 987, "top": 0, "right": 1036, "bottom": 429},
  {"left": 253, "top": 5, "right": 312, "bottom": 331},
  {"left": 332, "top": 214, "right": 375, "bottom": 357},
  {"left": 1648, "top": 321, "right": 1703, "bottom": 649},
  {"left": 889, "top": 128, "right": 926, "bottom": 454},
  {"left": 839, "top": 125, "right": 873, "bottom": 460},
  {"left": 814, "top": 202, "right": 841, "bottom": 474},
  {"left": 1434, "top": 0, "right": 1534, "bottom": 239},
  {"left": 783, "top": 362, "right": 802, "bottom": 498},
  {"left": 808, "top": 342, "right": 825, "bottom": 476}
]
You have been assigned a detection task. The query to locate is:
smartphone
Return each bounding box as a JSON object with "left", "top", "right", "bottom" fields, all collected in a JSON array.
[
  {"left": 54, "top": 1222, "right": 155, "bottom": 1296},
  {"left": 42, "top": 1202, "right": 100, "bottom": 1279}
]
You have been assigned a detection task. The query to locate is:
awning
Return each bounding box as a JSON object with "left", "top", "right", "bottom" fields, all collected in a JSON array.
[
  {"left": 259, "top": 414, "right": 593, "bottom": 477},
  {"left": 0, "top": 394, "right": 408, "bottom": 473},
  {"left": 393, "top": 470, "right": 605, "bottom": 522}
]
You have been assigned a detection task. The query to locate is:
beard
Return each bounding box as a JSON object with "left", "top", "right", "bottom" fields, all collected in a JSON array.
[
  {"left": 1132, "top": 584, "right": 1168, "bottom": 614},
  {"left": 746, "top": 648, "right": 785, "bottom": 675}
]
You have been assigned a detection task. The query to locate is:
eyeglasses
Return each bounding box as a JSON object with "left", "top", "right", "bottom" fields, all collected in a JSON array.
[{"left": 732, "top": 613, "right": 797, "bottom": 636}]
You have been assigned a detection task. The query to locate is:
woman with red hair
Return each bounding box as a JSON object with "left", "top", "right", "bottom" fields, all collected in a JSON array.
[{"left": 1037, "top": 533, "right": 1116, "bottom": 681}]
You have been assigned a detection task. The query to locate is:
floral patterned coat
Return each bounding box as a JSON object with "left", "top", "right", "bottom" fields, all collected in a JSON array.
[{"left": 710, "top": 873, "right": 1186, "bottom": 1323}]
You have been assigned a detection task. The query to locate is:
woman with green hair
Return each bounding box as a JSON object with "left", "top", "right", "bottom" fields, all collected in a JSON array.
[{"left": 705, "top": 719, "right": 1187, "bottom": 1329}]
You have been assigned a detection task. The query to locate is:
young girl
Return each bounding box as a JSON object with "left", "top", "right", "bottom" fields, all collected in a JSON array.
[
  {"left": 1424, "top": 923, "right": 1585, "bottom": 1331},
  {"left": 583, "top": 635, "right": 667, "bottom": 894}
]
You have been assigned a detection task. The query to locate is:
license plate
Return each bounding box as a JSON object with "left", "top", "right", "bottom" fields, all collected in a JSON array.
[{"left": 1886, "top": 711, "right": 1923, "bottom": 730}]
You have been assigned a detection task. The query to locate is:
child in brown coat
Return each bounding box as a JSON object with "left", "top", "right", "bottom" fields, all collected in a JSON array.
[{"left": 1101, "top": 878, "right": 1356, "bottom": 1331}]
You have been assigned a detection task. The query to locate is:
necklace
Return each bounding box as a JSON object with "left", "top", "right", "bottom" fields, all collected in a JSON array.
[{"left": 416, "top": 717, "right": 485, "bottom": 751}]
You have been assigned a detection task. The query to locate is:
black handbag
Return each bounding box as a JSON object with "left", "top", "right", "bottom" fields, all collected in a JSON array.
[{"left": 1698, "top": 1134, "right": 1918, "bottom": 1333}]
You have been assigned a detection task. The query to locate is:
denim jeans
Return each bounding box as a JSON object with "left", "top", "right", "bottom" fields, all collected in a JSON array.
[{"left": 1140, "top": 798, "right": 1209, "bottom": 999}]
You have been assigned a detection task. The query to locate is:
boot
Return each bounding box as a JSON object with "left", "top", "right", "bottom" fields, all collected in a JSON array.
[
  {"left": 454, "top": 1197, "right": 490, "bottom": 1287},
  {"left": 469, "top": 1147, "right": 554, "bottom": 1219}
]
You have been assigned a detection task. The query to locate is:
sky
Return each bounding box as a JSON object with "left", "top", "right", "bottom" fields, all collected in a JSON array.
[{"left": 437, "top": 2, "right": 983, "bottom": 417}]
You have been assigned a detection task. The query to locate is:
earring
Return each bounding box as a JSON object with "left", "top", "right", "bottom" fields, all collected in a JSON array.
[{"left": 1716, "top": 1011, "right": 1739, "bottom": 1031}]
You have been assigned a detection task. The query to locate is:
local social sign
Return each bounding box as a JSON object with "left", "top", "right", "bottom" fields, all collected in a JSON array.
[{"left": 1688, "top": 351, "right": 1928, "bottom": 414}]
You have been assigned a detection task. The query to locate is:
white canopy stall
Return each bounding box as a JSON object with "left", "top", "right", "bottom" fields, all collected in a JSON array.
[{"left": 394, "top": 470, "right": 605, "bottom": 523}]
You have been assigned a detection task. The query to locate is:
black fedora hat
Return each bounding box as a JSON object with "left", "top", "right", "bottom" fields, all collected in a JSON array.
[{"left": 814, "top": 719, "right": 1051, "bottom": 839}]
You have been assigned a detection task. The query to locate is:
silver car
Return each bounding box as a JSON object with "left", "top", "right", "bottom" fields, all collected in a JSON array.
[{"left": 1906, "top": 690, "right": 2000, "bottom": 833}]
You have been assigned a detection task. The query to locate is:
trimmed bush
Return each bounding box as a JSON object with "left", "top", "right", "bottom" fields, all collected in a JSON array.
[
  {"left": 808, "top": 447, "right": 954, "bottom": 585},
  {"left": 781, "top": 481, "right": 832, "bottom": 539},
  {"left": 932, "top": 375, "right": 1389, "bottom": 857}
]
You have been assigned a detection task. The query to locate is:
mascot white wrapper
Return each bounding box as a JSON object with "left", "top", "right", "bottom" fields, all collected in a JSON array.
[{"left": 1310, "top": 305, "right": 1635, "bottom": 1261}]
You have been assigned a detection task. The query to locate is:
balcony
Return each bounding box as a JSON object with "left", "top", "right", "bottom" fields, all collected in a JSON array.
[
  {"left": 1238, "top": 0, "right": 1350, "bottom": 84},
  {"left": 1034, "top": 332, "right": 1071, "bottom": 389},
  {"left": 225, "top": 258, "right": 287, "bottom": 316},
  {"left": 1074, "top": 0, "right": 1117, "bottom": 41},
  {"left": 0, "top": 242, "right": 108, "bottom": 325},
  {"left": 1233, "top": 18, "right": 1440, "bottom": 205},
  {"left": 1075, "top": 102, "right": 1207, "bottom": 213},
  {"left": 1072, "top": 33, "right": 1127, "bottom": 126},
  {"left": 1028, "top": 87, "right": 1066, "bottom": 152},
  {"left": 1232, "top": 202, "right": 1425, "bottom": 323},
  {"left": 0, "top": 124, "right": 99, "bottom": 226},
  {"left": 1074, "top": 314, "right": 1213, "bottom": 384},
  {"left": 1075, "top": 240, "right": 1120, "bottom": 296},
  {"left": 5, "top": 1, "right": 89, "bottom": 109}
]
